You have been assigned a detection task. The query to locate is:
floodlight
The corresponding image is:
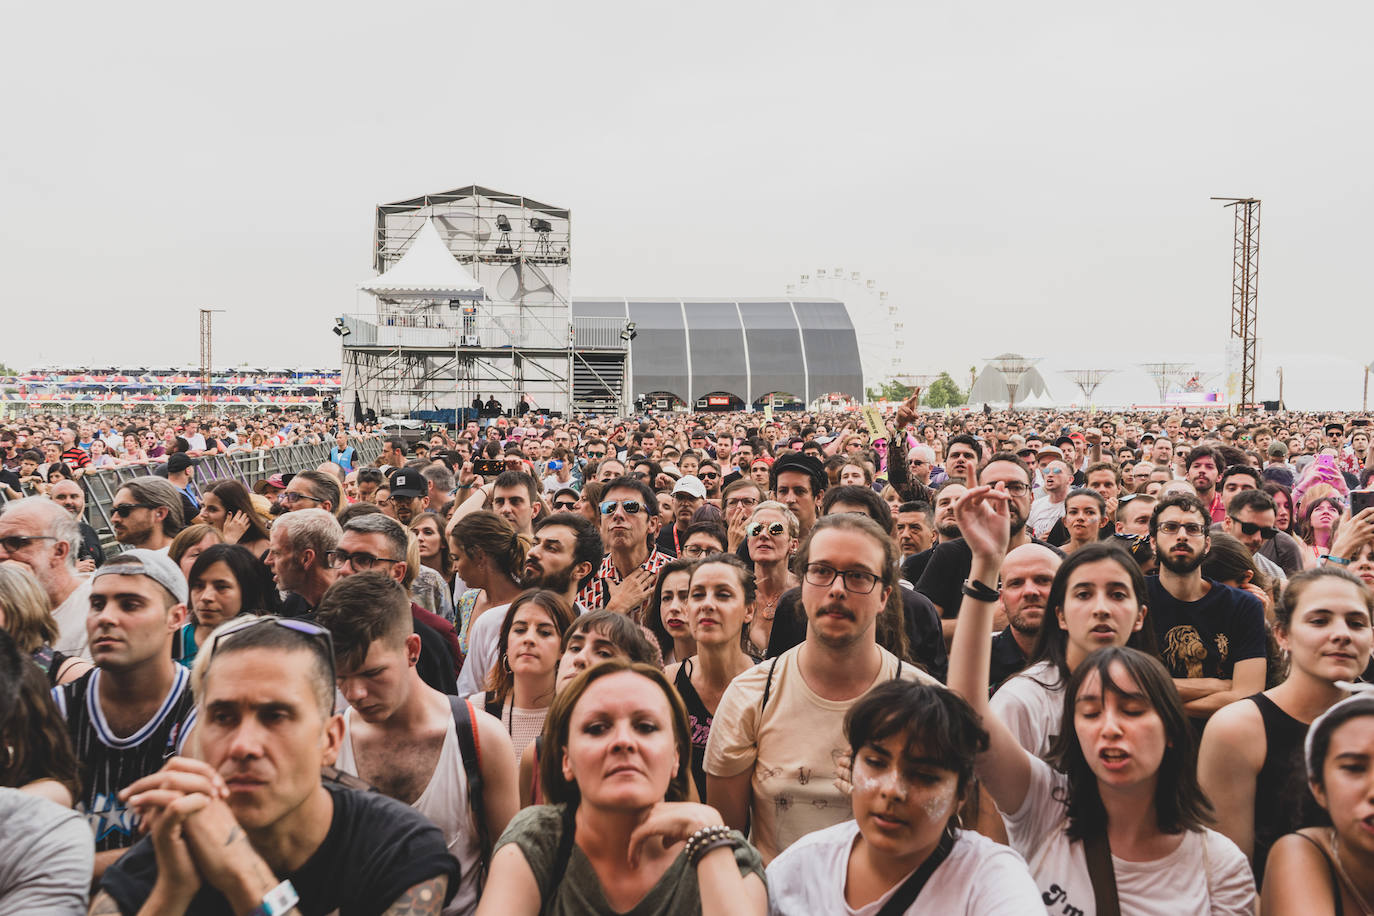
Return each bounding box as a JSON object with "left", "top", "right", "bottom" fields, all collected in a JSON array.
[
  {"left": 333, "top": 317, "right": 351, "bottom": 338},
  {"left": 620, "top": 321, "right": 638, "bottom": 342},
  {"left": 496, "top": 214, "right": 512, "bottom": 231},
  {"left": 530, "top": 218, "right": 552, "bottom": 233}
]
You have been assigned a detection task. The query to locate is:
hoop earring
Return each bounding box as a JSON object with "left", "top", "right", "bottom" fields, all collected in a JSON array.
[{"left": 502, "top": 655, "right": 512, "bottom": 673}]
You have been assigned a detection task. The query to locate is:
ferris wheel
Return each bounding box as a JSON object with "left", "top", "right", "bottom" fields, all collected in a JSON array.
[{"left": 787, "top": 268, "right": 903, "bottom": 391}]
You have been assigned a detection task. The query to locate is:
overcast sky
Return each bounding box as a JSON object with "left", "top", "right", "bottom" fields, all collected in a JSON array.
[{"left": 2, "top": 1, "right": 1369, "bottom": 410}]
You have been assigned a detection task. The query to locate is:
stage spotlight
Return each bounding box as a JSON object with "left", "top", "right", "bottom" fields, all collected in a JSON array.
[
  {"left": 530, "top": 218, "right": 552, "bottom": 233},
  {"left": 496, "top": 214, "right": 511, "bottom": 231},
  {"left": 333, "top": 317, "right": 352, "bottom": 338},
  {"left": 620, "top": 321, "right": 637, "bottom": 342}
]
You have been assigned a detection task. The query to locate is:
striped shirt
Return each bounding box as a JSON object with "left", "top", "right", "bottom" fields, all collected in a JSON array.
[
  {"left": 576, "top": 550, "right": 674, "bottom": 622},
  {"left": 54, "top": 666, "right": 197, "bottom": 852}
]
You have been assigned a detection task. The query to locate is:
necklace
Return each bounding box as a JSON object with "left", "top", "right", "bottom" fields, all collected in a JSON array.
[
  {"left": 1331, "top": 829, "right": 1374, "bottom": 916},
  {"left": 756, "top": 587, "right": 782, "bottom": 621}
]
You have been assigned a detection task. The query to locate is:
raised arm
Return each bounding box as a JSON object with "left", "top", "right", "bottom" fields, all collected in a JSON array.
[{"left": 945, "top": 485, "right": 1033, "bottom": 815}]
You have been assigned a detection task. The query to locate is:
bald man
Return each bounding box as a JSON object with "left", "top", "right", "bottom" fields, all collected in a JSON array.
[{"left": 988, "top": 543, "right": 1063, "bottom": 689}]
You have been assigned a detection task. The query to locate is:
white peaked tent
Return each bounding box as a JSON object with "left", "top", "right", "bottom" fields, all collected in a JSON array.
[{"left": 358, "top": 218, "right": 484, "bottom": 301}]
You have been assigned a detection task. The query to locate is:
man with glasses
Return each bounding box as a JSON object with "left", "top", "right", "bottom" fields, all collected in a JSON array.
[
  {"left": 334, "top": 514, "right": 459, "bottom": 695},
  {"left": 55, "top": 550, "right": 197, "bottom": 881},
  {"left": 549, "top": 486, "right": 580, "bottom": 513},
  {"left": 655, "top": 475, "right": 706, "bottom": 557},
  {"left": 707, "top": 514, "right": 939, "bottom": 862},
  {"left": 1147, "top": 493, "right": 1267, "bottom": 722},
  {"left": 1220, "top": 488, "right": 1289, "bottom": 583},
  {"left": 282, "top": 469, "right": 342, "bottom": 518},
  {"left": 111, "top": 478, "right": 184, "bottom": 552},
  {"left": 0, "top": 496, "right": 92, "bottom": 655},
  {"left": 94, "top": 613, "right": 459, "bottom": 916},
  {"left": 576, "top": 476, "right": 672, "bottom": 618},
  {"left": 679, "top": 520, "right": 728, "bottom": 557}
]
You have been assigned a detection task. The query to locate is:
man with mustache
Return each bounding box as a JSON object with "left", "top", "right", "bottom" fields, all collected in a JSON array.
[{"left": 1147, "top": 493, "right": 1267, "bottom": 722}]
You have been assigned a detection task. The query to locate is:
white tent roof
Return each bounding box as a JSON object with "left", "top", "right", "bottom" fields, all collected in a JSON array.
[{"left": 358, "top": 218, "right": 484, "bottom": 300}]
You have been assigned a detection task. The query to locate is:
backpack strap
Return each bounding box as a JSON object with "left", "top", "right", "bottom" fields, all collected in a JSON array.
[
  {"left": 450, "top": 696, "right": 491, "bottom": 892},
  {"left": 759, "top": 655, "right": 781, "bottom": 713},
  {"left": 549, "top": 803, "right": 578, "bottom": 896},
  {"left": 1083, "top": 830, "right": 1122, "bottom": 916}
]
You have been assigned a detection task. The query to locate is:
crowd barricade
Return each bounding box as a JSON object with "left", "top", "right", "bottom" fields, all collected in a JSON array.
[{"left": 0, "top": 436, "right": 382, "bottom": 557}]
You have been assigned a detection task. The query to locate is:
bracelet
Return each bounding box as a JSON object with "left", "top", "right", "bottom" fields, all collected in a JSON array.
[
  {"left": 248, "top": 879, "right": 298, "bottom": 916},
  {"left": 683, "top": 824, "right": 732, "bottom": 866},
  {"left": 1321, "top": 554, "right": 1351, "bottom": 566},
  {"left": 962, "top": 578, "right": 1000, "bottom": 602},
  {"left": 691, "top": 835, "right": 737, "bottom": 867}
]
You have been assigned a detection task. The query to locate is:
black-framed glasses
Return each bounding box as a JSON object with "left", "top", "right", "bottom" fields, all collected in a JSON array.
[
  {"left": 599, "top": 499, "right": 645, "bottom": 516},
  {"left": 281, "top": 491, "right": 321, "bottom": 505},
  {"left": 803, "top": 562, "right": 880, "bottom": 594},
  {"left": 1158, "top": 520, "right": 1207, "bottom": 537},
  {"left": 1228, "top": 517, "right": 1278, "bottom": 540},
  {"left": 553, "top": 499, "right": 578, "bottom": 510},
  {"left": 111, "top": 503, "right": 157, "bottom": 518},
  {"left": 208, "top": 616, "right": 336, "bottom": 686},
  {"left": 748, "top": 521, "right": 786, "bottom": 538},
  {"left": 724, "top": 496, "right": 759, "bottom": 510},
  {"left": 0, "top": 535, "right": 56, "bottom": 552},
  {"left": 996, "top": 482, "right": 1032, "bottom": 496},
  {"left": 326, "top": 549, "right": 403, "bottom": 570},
  {"left": 680, "top": 544, "right": 714, "bottom": 557}
]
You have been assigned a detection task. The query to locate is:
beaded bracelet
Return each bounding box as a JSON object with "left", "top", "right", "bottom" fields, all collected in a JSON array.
[{"left": 683, "top": 825, "right": 733, "bottom": 866}]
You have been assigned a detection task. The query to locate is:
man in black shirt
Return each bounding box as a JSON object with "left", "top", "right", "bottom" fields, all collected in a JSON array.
[
  {"left": 988, "top": 543, "right": 1061, "bottom": 689},
  {"left": 94, "top": 616, "right": 457, "bottom": 915}
]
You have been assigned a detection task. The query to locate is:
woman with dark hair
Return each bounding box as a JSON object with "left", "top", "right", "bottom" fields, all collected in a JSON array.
[
  {"left": 198, "top": 478, "right": 271, "bottom": 558},
  {"left": 665, "top": 555, "right": 757, "bottom": 802},
  {"left": 1264, "top": 481, "right": 1296, "bottom": 536},
  {"left": 574, "top": 479, "right": 605, "bottom": 527},
  {"left": 1200, "top": 568, "right": 1372, "bottom": 885},
  {"left": 479, "top": 660, "right": 767, "bottom": 915},
  {"left": 948, "top": 485, "right": 1254, "bottom": 912},
  {"left": 452, "top": 511, "right": 531, "bottom": 696},
  {"left": 174, "top": 543, "right": 278, "bottom": 665},
  {"left": 1300, "top": 493, "right": 1348, "bottom": 569},
  {"left": 767, "top": 680, "right": 1041, "bottom": 913},
  {"left": 1264, "top": 687, "right": 1374, "bottom": 911},
  {"left": 990, "top": 540, "right": 1159, "bottom": 757},
  {"left": 45, "top": 461, "right": 74, "bottom": 487},
  {"left": 1, "top": 663, "right": 82, "bottom": 808},
  {"left": 646, "top": 558, "right": 698, "bottom": 666},
  {"left": 477, "top": 590, "right": 577, "bottom": 761}
]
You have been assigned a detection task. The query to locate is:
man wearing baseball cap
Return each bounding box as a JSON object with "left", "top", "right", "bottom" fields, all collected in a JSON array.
[
  {"left": 55, "top": 550, "right": 197, "bottom": 882},
  {"left": 387, "top": 469, "right": 428, "bottom": 525},
  {"left": 656, "top": 475, "right": 707, "bottom": 557},
  {"left": 164, "top": 452, "right": 199, "bottom": 525}
]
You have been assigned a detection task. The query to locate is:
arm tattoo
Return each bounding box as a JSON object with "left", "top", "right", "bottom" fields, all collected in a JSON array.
[
  {"left": 89, "top": 891, "right": 122, "bottom": 915},
  {"left": 380, "top": 875, "right": 448, "bottom": 916},
  {"left": 224, "top": 826, "right": 242, "bottom": 847}
]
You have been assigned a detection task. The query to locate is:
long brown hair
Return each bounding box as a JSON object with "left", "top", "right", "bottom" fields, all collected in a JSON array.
[
  {"left": 486, "top": 590, "right": 577, "bottom": 703},
  {"left": 409, "top": 510, "right": 454, "bottom": 579}
]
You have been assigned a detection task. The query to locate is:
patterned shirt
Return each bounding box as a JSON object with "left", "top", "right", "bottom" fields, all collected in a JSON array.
[{"left": 576, "top": 550, "right": 674, "bottom": 621}]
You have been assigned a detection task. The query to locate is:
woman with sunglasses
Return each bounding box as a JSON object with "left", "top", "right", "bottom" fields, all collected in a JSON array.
[
  {"left": 1200, "top": 567, "right": 1372, "bottom": 887},
  {"left": 744, "top": 501, "right": 799, "bottom": 657},
  {"left": 1262, "top": 686, "right": 1374, "bottom": 912},
  {"left": 665, "top": 555, "right": 757, "bottom": 802},
  {"left": 948, "top": 486, "right": 1255, "bottom": 913}
]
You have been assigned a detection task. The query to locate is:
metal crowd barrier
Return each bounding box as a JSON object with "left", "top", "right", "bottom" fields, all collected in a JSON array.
[{"left": 0, "top": 436, "right": 382, "bottom": 557}]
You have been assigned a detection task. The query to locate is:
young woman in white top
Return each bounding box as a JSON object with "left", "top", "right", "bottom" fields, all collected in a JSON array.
[
  {"left": 991, "top": 540, "right": 1159, "bottom": 758},
  {"left": 767, "top": 679, "right": 1042, "bottom": 915},
  {"left": 479, "top": 589, "right": 577, "bottom": 762},
  {"left": 1200, "top": 567, "right": 1373, "bottom": 885},
  {"left": 949, "top": 484, "right": 1255, "bottom": 915},
  {"left": 1264, "top": 689, "right": 1374, "bottom": 913}
]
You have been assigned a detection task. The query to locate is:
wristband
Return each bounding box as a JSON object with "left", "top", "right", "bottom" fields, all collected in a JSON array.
[
  {"left": 1321, "top": 554, "right": 1351, "bottom": 567},
  {"left": 684, "top": 825, "right": 735, "bottom": 867},
  {"left": 249, "top": 879, "right": 298, "bottom": 916},
  {"left": 962, "top": 578, "right": 1000, "bottom": 602}
]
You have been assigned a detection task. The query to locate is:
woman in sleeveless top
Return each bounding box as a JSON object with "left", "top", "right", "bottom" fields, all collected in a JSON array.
[
  {"left": 663, "top": 555, "right": 757, "bottom": 802},
  {"left": 0, "top": 563, "right": 89, "bottom": 686},
  {"left": 479, "top": 660, "right": 767, "bottom": 916},
  {"left": 646, "top": 558, "right": 697, "bottom": 666},
  {"left": 1201, "top": 567, "right": 1373, "bottom": 885},
  {"left": 518, "top": 611, "right": 662, "bottom": 807},
  {"left": 948, "top": 486, "right": 1255, "bottom": 913},
  {"left": 477, "top": 590, "right": 575, "bottom": 762},
  {"left": 1264, "top": 689, "right": 1374, "bottom": 913}
]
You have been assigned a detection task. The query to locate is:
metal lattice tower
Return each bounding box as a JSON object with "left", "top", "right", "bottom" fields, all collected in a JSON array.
[
  {"left": 198, "top": 309, "right": 224, "bottom": 404},
  {"left": 1213, "top": 197, "right": 1260, "bottom": 411},
  {"left": 1061, "top": 369, "right": 1116, "bottom": 403},
  {"left": 1138, "top": 362, "right": 1194, "bottom": 402}
]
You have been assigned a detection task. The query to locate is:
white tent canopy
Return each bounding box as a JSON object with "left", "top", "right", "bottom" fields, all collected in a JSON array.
[{"left": 358, "top": 218, "right": 484, "bottom": 300}]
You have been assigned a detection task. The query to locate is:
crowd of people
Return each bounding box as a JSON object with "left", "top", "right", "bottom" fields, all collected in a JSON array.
[{"left": 5, "top": 401, "right": 1374, "bottom": 913}]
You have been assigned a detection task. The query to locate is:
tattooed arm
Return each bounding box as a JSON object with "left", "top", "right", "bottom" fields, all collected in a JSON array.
[{"left": 380, "top": 875, "right": 449, "bottom": 915}]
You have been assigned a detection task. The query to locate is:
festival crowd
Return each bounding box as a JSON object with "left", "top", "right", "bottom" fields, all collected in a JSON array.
[{"left": 3, "top": 402, "right": 1374, "bottom": 913}]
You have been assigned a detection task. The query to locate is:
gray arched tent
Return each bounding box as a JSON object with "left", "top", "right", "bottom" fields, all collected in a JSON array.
[{"left": 572, "top": 298, "right": 864, "bottom": 405}]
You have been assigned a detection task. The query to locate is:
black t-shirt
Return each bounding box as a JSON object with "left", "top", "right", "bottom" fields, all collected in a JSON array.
[
  {"left": 915, "top": 536, "right": 1065, "bottom": 618},
  {"left": 1145, "top": 576, "right": 1267, "bottom": 680},
  {"left": 989, "top": 626, "right": 1030, "bottom": 691},
  {"left": 78, "top": 520, "right": 105, "bottom": 566},
  {"left": 99, "top": 783, "right": 459, "bottom": 916},
  {"left": 900, "top": 547, "right": 935, "bottom": 589}
]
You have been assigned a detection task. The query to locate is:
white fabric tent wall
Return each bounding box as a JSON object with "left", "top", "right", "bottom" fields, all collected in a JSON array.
[{"left": 358, "top": 218, "right": 484, "bottom": 300}]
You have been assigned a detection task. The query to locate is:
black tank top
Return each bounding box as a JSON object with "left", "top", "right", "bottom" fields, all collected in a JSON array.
[
  {"left": 675, "top": 660, "right": 713, "bottom": 802},
  {"left": 1250, "top": 693, "right": 1331, "bottom": 886}
]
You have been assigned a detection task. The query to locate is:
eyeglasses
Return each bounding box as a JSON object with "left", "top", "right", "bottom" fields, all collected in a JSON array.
[
  {"left": 748, "top": 521, "right": 787, "bottom": 538},
  {"left": 599, "top": 499, "right": 645, "bottom": 516},
  {"left": 1228, "top": 517, "right": 1278, "bottom": 540},
  {"left": 0, "top": 535, "right": 56, "bottom": 552},
  {"left": 326, "top": 549, "right": 403, "bottom": 570},
  {"left": 280, "top": 491, "right": 321, "bottom": 505},
  {"left": 1158, "top": 520, "right": 1207, "bottom": 537},
  {"left": 680, "top": 544, "right": 714, "bottom": 557},
  {"left": 724, "top": 496, "right": 759, "bottom": 510},
  {"left": 993, "top": 482, "right": 1032, "bottom": 496},
  {"left": 208, "top": 616, "right": 336, "bottom": 687},
  {"left": 803, "top": 562, "right": 881, "bottom": 594},
  {"left": 111, "top": 503, "right": 157, "bottom": 517},
  {"left": 553, "top": 499, "right": 578, "bottom": 510}
]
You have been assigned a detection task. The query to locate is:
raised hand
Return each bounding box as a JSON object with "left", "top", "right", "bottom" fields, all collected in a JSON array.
[
  {"left": 953, "top": 485, "right": 1011, "bottom": 563},
  {"left": 626, "top": 801, "right": 724, "bottom": 868}
]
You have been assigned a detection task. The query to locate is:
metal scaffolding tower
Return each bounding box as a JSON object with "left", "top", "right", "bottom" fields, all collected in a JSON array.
[
  {"left": 198, "top": 309, "right": 224, "bottom": 405},
  {"left": 1061, "top": 369, "right": 1115, "bottom": 403},
  {"left": 1138, "top": 362, "right": 1194, "bottom": 402},
  {"left": 1213, "top": 197, "right": 1261, "bottom": 411}
]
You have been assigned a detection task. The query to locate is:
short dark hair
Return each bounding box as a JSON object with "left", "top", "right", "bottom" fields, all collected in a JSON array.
[
  {"left": 493, "top": 470, "right": 540, "bottom": 504},
  {"left": 533, "top": 511, "right": 604, "bottom": 590},
  {"left": 897, "top": 500, "right": 934, "bottom": 523},
  {"left": 314, "top": 571, "right": 414, "bottom": 674},
  {"left": 1185, "top": 445, "right": 1224, "bottom": 472},
  {"left": 1221, "top": 464, "right": 1263, "bottom": 489},
  {"left": 601, "top": 475, "right": 658, "bottom": 512},
  {"left": 188, "top": 544, "right": 281, "bottom": 615},
  {"left": 200, "top": 618, "right": 336, "bottom": 716},
  {"left": 1065, "top": 487, "right": 1106, "bottom": 515},
  {"left": 683, "top": 521, "right": 728, "bottom": 553},
  {"left": 821, "top": 485, "right": 894, "bottom": 534},
  {"left": 946, "top": 434, "right": 980, "bottom": 457},
  {"left": 1226, "top": 488, "right": 1275, "bottom": 517},
  {"left": 1149, "top": 492, "right": 1211, "bottom": 539}
]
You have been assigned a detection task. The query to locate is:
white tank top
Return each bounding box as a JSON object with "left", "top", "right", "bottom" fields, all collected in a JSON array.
[{"left": 336, "top": 706, "right": 480, "bottom": 915}]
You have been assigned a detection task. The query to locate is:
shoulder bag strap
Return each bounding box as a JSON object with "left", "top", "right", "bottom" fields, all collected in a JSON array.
[
  {"left": 544, "top": 804, "right": 579, "bottom": 913},
  {"left": 874, "top": 832, "right": 956, "bottom": 916},
  {"left": 450, "top": 696, "right": 491, "bottom": 888},
  {"left": 759, "top": 655, "right": 781, "bottom": 712},
  {"left": 1083, "top": 831, "right": 1122, "bottom": 916}
]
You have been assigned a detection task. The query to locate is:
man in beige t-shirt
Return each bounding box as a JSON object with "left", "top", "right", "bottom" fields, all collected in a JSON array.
[{"left": 706, "top": 514, "right": 938, "bottom": 862}]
